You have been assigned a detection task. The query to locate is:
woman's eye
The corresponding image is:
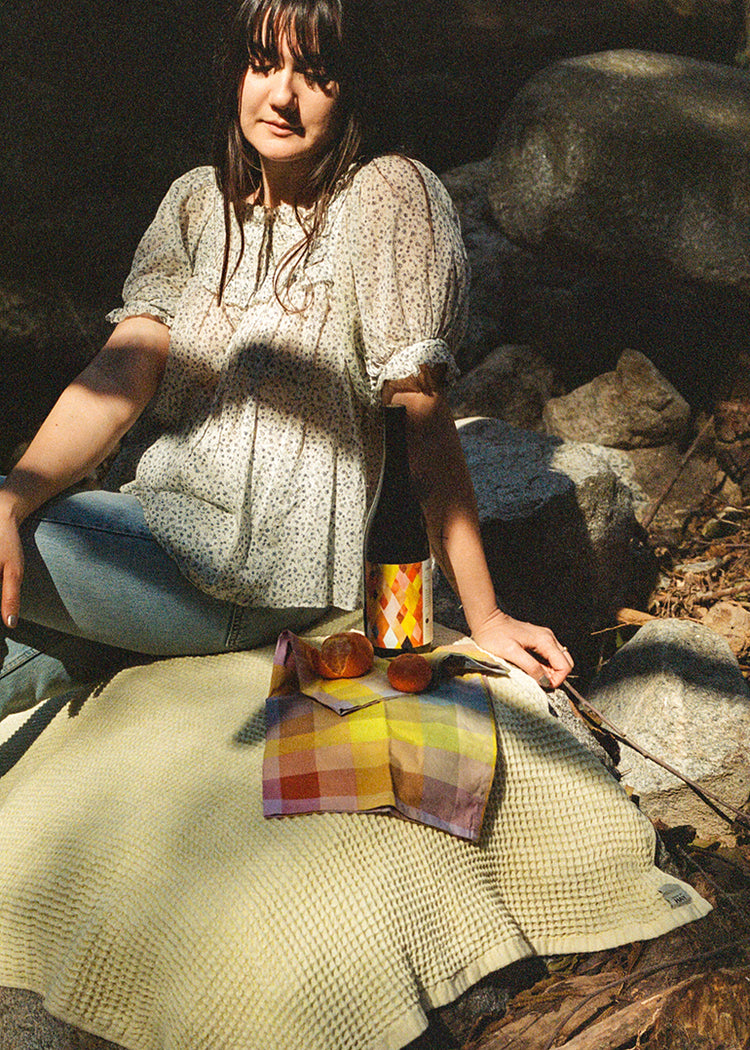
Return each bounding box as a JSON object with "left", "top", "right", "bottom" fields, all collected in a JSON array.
[
  {"left": 298, "top": 67, "right": 332, "bottom": 88},
  {"left": 248, "top": 58, "right": 275, "bottom": 75}
]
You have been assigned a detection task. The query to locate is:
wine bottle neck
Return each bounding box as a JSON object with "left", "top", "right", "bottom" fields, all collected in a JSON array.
[{"left": 382, "top": 405, "right": 410, "bottom": 481}]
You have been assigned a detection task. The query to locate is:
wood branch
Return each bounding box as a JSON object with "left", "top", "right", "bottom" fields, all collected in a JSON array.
[
  {"left": 543, "top": 946, "right": 750, "bottom": 1050},
  {"left": 641, "top": 417, "right": 715, "bottom": 530},
  {"left": 552, "top": 986, "right": 673, "bottom": 1049},
  {"left": 615, "top": 607, "right": 656, "bottom": 626},
  {"left": 469, "top": 973, "right": 627, "bottom": 1050},
  {"left": 691, "top": 581, "right": 750, "bottom": 604},
  {"left": 470, "top": 944, "right": 750, "bottom": 1050},
  {"left": 556, "top": 965, "right": 750, "bottom": 1050}
]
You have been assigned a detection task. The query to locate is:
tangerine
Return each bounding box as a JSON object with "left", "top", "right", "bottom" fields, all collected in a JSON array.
[
  {"left": 387, "top": 653, "right": 433, "bottom": 693},
  {"left": 316, "top": 632, "right": 374, "bottom": 679}
]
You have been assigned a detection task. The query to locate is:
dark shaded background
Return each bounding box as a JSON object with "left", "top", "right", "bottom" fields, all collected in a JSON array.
[
  {"left": 0, "top": 0, "right": 744, "bottom": 466},
  {"left": 1, "top": 0, "right": 743, "bottom": 304}
]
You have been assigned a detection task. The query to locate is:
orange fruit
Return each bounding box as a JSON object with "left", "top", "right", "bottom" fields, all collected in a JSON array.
[
  {"left": 387, "top": 653, "right": 432, "bottom": 693},
  {"left": 316, "top": 632, "right": 374, "bottom": 679}
]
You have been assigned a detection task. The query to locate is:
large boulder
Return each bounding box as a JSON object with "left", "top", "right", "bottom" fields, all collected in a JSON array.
[
  {"left": 587, "top": 618, "right": 750, "bottom": 842},
  {"left": 488, "top": 50, "right": 750, "bottom": 295},
  {"left": 441, "top": 145, "right": 746, "bottom": 404},
  {"left": 441, "top": 158, "right": 593, "bottom": 379},
  {"left": 542, "top": 349, "right": 692, "bottom": 449},
  {"left": 434, "top": 418, "right": 656, "bottom": 673}
]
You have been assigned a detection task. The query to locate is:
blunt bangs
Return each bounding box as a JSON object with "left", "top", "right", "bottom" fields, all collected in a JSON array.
[{"left": 245, "top": 0, "right": 343, "bottom": 82}]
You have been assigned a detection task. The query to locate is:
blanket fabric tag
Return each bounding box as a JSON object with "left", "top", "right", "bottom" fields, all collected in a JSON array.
[{"left": 659, "top": 883, "right": 692, "bottom": 908}]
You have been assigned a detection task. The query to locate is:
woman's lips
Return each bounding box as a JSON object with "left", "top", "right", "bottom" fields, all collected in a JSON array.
[{"left": 263, "top": 120, "right": 300, "bottom": 136}]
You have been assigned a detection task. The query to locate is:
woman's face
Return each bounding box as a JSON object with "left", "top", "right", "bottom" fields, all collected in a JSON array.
[{"left": 239, "top": 32, "right": 340, "bottom": 201}]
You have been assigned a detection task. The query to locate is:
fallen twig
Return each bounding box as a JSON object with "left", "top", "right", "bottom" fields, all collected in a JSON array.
[
  {"left": 561, "top": 681, "right": 750, "bottom": 830},
  {"left": 691, "top": 582, "right": 750, "bottom": 604},
  {"left": 641, "top": 417, "right": 716, "bottom": 530},
  {"left": 614, "top": 607, "right": 656, "bottom": 626}
]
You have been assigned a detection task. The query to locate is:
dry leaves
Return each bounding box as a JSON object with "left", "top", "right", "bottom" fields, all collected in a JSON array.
[{"left": 646, "top": 492, "right": 750, "bottom": 675}]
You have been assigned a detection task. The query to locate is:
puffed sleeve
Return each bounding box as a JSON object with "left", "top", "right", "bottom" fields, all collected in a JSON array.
[
  {"left": 106, "top": 166, "right": 216, "bottom": 326},
  {"left": 345, "top": 155, "right": 469, "bottom": 394}
]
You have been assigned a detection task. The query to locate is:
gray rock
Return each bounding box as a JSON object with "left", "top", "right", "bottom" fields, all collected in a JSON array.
[
  {"left": 441, "top": 158, "right": 585, "bottom": 376},
  {"left": 441, "top": 159, "right": 526, "bottom": 372},
  {"left": 546, "top": 688, "right": 619, "bottom": 773},
  {"left": 587, "top": 618, "right": 750, "bottom": 841},
  {"left": 448, "top": 344, "right": 563, "bottom": 430},
  {"left": 611, "top": 444, "right": 719, "bottom": 540},
  {"left": 434, "top": 418, "right": 656, "bottom": 672},
  {"left": 488, "top": 50, "right": 750, "bottom": 295},
  {"left": 542, "top": 349, "right": 691, "bottom": 449}
]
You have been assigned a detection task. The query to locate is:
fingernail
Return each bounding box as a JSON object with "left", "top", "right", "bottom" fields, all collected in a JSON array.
[
  {"left": 538, "top": 673, "right": 552, "bottom": 690},
  {"left": 6, "top": 615, "right": 17, "bottom": 629}
]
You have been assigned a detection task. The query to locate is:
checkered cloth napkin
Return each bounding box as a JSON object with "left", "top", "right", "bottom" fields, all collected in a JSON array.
[{"left": 262, "top": 631, "right": 503, "bottom": 841}]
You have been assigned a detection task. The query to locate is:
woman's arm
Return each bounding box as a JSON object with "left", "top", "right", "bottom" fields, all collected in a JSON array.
[
  {"left": 0, "top": 314, "right": 170, "bottom": 627},
  {"left": 384, "top": 383, "right": 573, "bottom": 688}
]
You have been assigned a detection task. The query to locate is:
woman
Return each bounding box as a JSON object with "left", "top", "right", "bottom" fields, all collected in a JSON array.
[{"left": 0, "top": 0, "right": 572, "bottom": 717}]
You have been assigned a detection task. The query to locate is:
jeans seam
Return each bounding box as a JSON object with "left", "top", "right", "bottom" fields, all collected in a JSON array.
[
  {"left": 226, "top": 605, "right": 245, "bottom": 650},
  {"left": 0, "top": 644, "right": 47, "bottom": 678},
  {"left": 30, "top": 519, "right": 155, "bottom": 542}
]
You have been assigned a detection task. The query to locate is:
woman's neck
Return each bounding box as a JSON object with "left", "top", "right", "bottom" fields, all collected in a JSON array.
[{"left": 258, "top": 158, "right": 317, "bottom": 210}]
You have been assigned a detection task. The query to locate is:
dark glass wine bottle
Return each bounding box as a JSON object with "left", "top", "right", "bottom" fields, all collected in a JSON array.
[{"left": 363, "top": 404, "right": 433, "bottom": 656}]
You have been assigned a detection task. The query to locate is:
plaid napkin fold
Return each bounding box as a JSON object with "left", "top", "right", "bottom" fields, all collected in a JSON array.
[{"left": 262, "top": 631, "right": 504, "bottom": 841}]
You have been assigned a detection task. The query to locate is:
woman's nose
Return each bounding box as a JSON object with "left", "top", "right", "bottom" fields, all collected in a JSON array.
[{"left": 269, "top": 67, "right": 296, "bottom": 109}]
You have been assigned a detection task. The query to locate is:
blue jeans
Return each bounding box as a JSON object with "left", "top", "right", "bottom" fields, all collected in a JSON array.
[{"left": 0, "top": 485, "right": 327, "bottom": 720}]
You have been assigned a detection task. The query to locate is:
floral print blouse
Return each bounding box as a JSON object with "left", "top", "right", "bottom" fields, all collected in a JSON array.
[{"left": 105, "top": 154, "right": 468, "bottom": 610}]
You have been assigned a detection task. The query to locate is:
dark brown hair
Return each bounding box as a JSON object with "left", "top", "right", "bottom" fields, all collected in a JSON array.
[{"left": 213, "top": 0, "right": 400, "bottom": 303}]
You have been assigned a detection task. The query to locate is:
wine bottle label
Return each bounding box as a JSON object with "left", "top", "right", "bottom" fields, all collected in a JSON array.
[{"left": 364, "top": 560, "right": 433, "bottom": 651}]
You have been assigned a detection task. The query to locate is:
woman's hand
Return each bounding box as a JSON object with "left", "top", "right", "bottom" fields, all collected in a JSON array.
[
  {"left": 0, "top": 502, "right": 24, "bottom": 629},
  {"left": 470, "top": 608, "right": 574, "bottom": 689}
]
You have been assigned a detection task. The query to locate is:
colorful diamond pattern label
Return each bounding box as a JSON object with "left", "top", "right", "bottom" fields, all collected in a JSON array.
[{"left": 365, "top": 560, "right": 432, "bottom": 649}]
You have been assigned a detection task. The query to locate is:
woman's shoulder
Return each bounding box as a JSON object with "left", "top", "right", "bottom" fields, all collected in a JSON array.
[
  {"left": 145, "top": 166, "right": 220, "bottom": 254},
  {"left": 347, "top": 154, "right": 453, "bottom": 210},
  {"left": 161, "top": 165, "right": 219, "bottom": 211}
]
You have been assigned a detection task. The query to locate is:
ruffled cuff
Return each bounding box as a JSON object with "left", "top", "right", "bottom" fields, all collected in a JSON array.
[
  {"left": 106, "top": 302, "right": 175, "bottom": 327},
  {"left": 371, "top": 338, "right": 459, "bottom": 396}
]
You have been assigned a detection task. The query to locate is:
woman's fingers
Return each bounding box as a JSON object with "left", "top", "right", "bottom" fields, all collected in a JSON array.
[
  {"left": 530, "top": 631, "right": 574, "bottom": 689},
  {"left": 471, "top": 613, "right": 574, "bottom": 688},
  {"left": 0, "top": 524, "right": 24, "bottom": 629}
]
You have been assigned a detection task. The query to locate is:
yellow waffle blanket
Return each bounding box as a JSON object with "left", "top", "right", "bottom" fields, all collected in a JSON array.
[{"left": 0, "top": 614, "right": 710, "bottom": 1050}]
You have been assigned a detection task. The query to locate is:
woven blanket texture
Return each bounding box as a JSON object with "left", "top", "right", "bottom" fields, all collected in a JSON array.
[{"left": 0, "top": 614, "right": 710, "bottom": 1050}]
